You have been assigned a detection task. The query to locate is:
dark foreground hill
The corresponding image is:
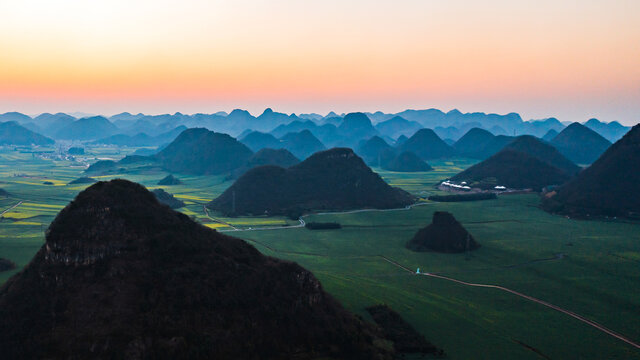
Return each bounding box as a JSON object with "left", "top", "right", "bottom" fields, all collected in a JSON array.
[
  {"left": 155, "top": 128, "right": 253, "bottom": 175},
  {"left": 550, "top": 122, "right": 611, "bottom": 164},
  {"left": 152, "top": 188, "right": 185, "bottom": 209},
  {"left": 407, "top": 211, "right": 479, "bottom": 253},
  {"left": 543, "top": 124, "right": 640, "bottom": 218},
  {"left": 0, "top": 121, "right": 54, "bottom": 146},
  {"left": 451, "top": 149, "right": 572, "bottom": 191},
  {"left": 209, "top": 148, "right": 414, "bottom": 216},
  {"left": 0, "top": 180, "right": 391, "bottom": 359}
]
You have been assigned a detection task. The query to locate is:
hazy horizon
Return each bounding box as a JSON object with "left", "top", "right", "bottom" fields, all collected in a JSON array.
[{"left": 1, "top": 0, "right": 639, "bottom": 125}]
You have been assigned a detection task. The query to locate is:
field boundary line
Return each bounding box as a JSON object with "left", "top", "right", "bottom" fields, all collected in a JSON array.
[
  {"left": 379, "top": 255, "right": 640, "bottom": 350},
  {"left": 1, "top": 200, "right": 23, "bottom": 217}
]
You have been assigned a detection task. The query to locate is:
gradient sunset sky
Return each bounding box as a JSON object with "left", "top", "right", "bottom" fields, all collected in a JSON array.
[{"left": 1, "top": 0, "right": 639, "bottom": 124}]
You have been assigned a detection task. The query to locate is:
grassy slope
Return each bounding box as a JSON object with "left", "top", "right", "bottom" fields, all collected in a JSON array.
[{"left": 0, "top": 150, "right": 638, "bottom": 359}]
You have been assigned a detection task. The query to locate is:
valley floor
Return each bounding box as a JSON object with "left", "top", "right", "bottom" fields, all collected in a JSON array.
[{"left": 0, "top": 147, "right": 639, "bottom": 359}]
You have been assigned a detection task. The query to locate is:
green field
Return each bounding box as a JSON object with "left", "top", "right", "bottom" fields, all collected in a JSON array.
[{"left": 0, "top": 147, "right": 639, "bottom": 359}]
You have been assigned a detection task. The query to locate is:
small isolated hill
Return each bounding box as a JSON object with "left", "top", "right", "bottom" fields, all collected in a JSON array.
[
  {"left": 397, "top": 128, "right": 455, "bottom": 160},
  {"left": 209, "top": 148, "right": 414, "bottom": 216},
  {"left": 382, "top": 151, "right": 433, "bottom": 172},
  {"left": 0, "top": 121, "right": 54, "bottom": 146},
  {"left": 542, "top": 129, "right": 558, "bottom": 142},
  {"left": 152, "top": 188, "right": 185, "bottom": 209},
  {"left": 157, "top": 174, "right": 182, "bottom": 185},
  {"left": 0, "top": 179, "right": 391, "bottom": 359},
  {"left": 406, "top": 211, "right": 479, "bottom": 253},
  {"left": 451, "top": 149, "right": 573, "bottom": 190},
  {"left": 505, "top": 135, "right": 580, "bottom": 175},
  {"left": 240, "top": 131, "right": 282, "bottom": 152},
  {"left": 453, "top": 128, "right": 496, "bottom": 158},
  {"left": 543, "top": 124, "right": 640, "bottom": 218},
  {"left": 155, "top": 128, "right": 253, "bottom": 175},
  {"left": 55, "top": 116, "right": 118, "bottom": 140},
  {"left": 357, "top": 136, "right": 394, "bottom": 165},
  {"left": 374, "top": 116, "right": 422, "bottom": 139},
  {"left": 68, "top": 177, "right": 96, "bottom": 185},
  {"left": 279, "top": 130, "right": 326, "bottom": 159},
  {"left": 550, "top": 122, "right": 611, "bottom": 164},
  {"left": 85, "top": 160, "right": 119, "bottom": 175}
]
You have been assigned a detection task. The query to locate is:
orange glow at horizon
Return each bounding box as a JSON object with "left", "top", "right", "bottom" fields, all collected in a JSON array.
[{"left": 1, "top": 0, "right": 639, "bottom": 123}]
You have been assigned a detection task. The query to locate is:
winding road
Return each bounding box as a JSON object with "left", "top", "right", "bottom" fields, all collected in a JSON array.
[{"left": 201, "top": 203, "right": 640, "bottom": 351}]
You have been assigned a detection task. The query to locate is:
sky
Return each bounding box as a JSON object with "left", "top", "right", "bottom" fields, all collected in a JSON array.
[{"left": 0, "top": 0, "right": 639, "bottom": 124}]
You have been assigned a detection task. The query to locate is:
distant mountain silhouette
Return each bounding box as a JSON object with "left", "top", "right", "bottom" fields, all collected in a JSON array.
[
  {"left": 240, "top": 131, "right": 282, "bottom": 152},
  {"left": 0, "top": 121, "right": 54, "bottom": 146},
  {"left": 382, "top": 151, "right": 433, "bottom": 172},
  {"left": 374, "top": 116, "right": 422, "bottom": 139},
  {"left": 542, "top": 129, "right": 558, "bottom": 142},
  {"left": 209, "top": 148, "right": 414, "bottom": 216},
  {"left": 33, "top": 113, "right": 76, "bottom": 136},
  {"left": 337, "top": 112, "right": 379, "bottom": 147},
  {"left": 279, "top": 130, "right": 326, "bottom": 159},
  {"left": 246, "top": 148, "right": 300, "bottom": 168},
  {"left": 550, "top": 122, "right": 611, "bottom": 164},
  {"left": 505, "top": 135, "right": 580, "bottom": 175},
  {"left": 270, "top": 120, "right": 318, "bottom": 138},
  {"left": 0, "top": 179, "right": 390, "bottom": 359},
  {"left": 453, "top": 128, "right": 496, "bottom": 158},
  {"left": 90, "top": 126, "right": 187, "bottom": 147},
  {"left": 0, "top": 112, "right": 31, "bottom": 123},
  {"left": 543, "top": 124, "right": 640, "bottom": 218},
  {"left": 451, "top": 149, "right": 573, "bottom": 190},
  {"left": 407, "top": 211, "right": 479, "bottom": 253},
  {"left": 397, "top": 128, "right": 455, "bottom": 160},
  {"left": 155, "top": 128, "right": 253, "bottom": 175},
  {"left": 229, "top": 148, "right": 301, "bottom": 179},
  {"left": 584, "top": 118, "right": 630, "bottom": 142},
  {"left": 157, "top": 174, "right": 182, "bottom": 185},
  {"left": 255, "top": 108, "right": 297, "bottom": 132},
  {"left": 55, "top": 116, "right": 118, "bottom": 140},
  {"left": 521, "top": 118, "right": 565, "bottom": 137},
  {"left": 395, "top": 134, "right": 409, "bottom": 146},
  {"left": 357, "top": 136, "right": 394, "bottom": 165}
]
